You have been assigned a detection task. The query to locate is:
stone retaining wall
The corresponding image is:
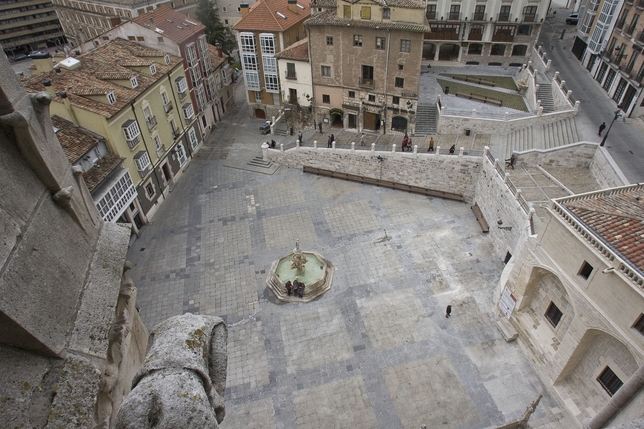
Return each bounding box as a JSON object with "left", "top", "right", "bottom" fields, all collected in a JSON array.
[
  {"left": 437, "top": 109, "right": 577, "bottom": 135},
  {"left": 266, "top": 146, "right": 481, "bottom": 201},
  {"left": 590, "top": 146, "right": 630, "bottom": 188}
]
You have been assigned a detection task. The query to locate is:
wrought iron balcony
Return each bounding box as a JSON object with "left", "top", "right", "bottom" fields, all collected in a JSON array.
[
  {"left": 163, "top": 101, "right": 174, "bottom": 113},
  {"left": 472, "top": 12, "right": 486, "bottom": 21},
  {"left": 146, "top": 116, "right": 157, "bottom": 130},
  {"left": 523, "top": 13, "right": 536, "bottom": 22},
  {"left": 426, "top": 11, "right": 437, "bottom": 20},
  {"left": 359, "top": 77, "right": 375, "bottom": 88},
  {"left": 497, "top": 13, "right": 511, "bottom": 22},
  {"left": 468, "top": 32, "right": 483, "bottom": 41},
  {"left": 126, "top": 135, "right": 140, "bottom": 150},
  {"left": 448, "top": 12, "right": 461, "bottom": 20}
]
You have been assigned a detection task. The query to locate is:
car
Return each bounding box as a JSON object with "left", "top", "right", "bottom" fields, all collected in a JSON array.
[
  {"left": 28, "top": 51, "right": 50, "bottom": 59},
  {"left": 12, "top": 54, "right": 28, "bottom": 61},
  {"left": 259, "top": 121, "right": 272, "bottom": 134},
  {"left": 566, "top": 13, "right": 579, "bottom": 24}
]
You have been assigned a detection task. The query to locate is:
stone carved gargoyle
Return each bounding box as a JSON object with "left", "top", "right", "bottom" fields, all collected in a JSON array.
[{"left": 115, "top": 314, "right": 227, "bottom": 429}]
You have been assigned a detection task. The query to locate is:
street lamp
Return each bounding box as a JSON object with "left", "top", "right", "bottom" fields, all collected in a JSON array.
[{"left": 600, "top": 108, "right": 622, "bottom": 147}]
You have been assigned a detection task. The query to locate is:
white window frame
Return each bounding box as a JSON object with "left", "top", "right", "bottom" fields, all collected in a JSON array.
[
  {"left": 176, "top": 143, "right": 187, "bottom": 165},
  {"left": 95, "top": 170, "right": 137, "bottom": 222},
  {"left": 122, "top": 121, "right": 141, "bottom": 141},
  {"left": 188, "top": 128, "right": 198, "bottom": 149},
  {"left": 130, "top": 75, "right": 138, "bottom": 88},
  {"left": 135, "top": 151, "right": 151, "bottom": 172},
  {"left": 260, "top": 33, "right": 276, "bottom": 54},
  {"left": 186, "top": 43, "right": 198, "bottom": 66},
  {"left": 182, "top": 103, "right": 195, "bottom": 120},
  {"left": 264, "top": 73, "right": 279, "bottom": 93},
  {"left": 164, "top": 54, "right": 171, "bottom": 65},
  {"left": 150, "top": 63, "right": 157, "bottom": 75},
  {"left": 153, "top": 134, "right": 162, "bottom": 152},
  {"left": 107, "top": 91, "right": 116, "bottom": 104},
  {"left": 242, "top": 53, "right": 258, "bottom": 71},
  {"left": 262, "top": 55, "right": 277, "bottom": 74},
  {"left": 176, "top": 77, "right": 188, "bottom": 93},
  {"left": 245, "top": 71, "right": 260, "bottom": 90},
  {"left": 240, "top": 32, "right": 256, "bottom": 53},
  {"left": 321, "top": 65, "right": 331, "bottom": 77}
]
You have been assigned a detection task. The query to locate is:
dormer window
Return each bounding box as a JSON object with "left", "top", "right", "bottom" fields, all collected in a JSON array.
[
  {"left": 130, "top": 76, "right": 138, "bottom": 88},
  {"left": 150, "top": 64, "right": 157, "bottom": 75},
  {"left": 164, "top": 54, "right": 171, "bottom": 65},
  {"left": 107, "top": 91, "right": 117, "bottom": 104}
]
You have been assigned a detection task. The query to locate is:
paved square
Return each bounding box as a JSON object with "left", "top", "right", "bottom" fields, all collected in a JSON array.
[{"left": 125, "top": 91, "right": 573, "bottom": 429}]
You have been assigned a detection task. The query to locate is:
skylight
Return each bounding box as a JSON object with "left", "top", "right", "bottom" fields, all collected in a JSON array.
[
  {"left": 297, "top": 3, "right": 304, "bottom": 9},
  {"left": 276, "top": 11, "right": 286, "bottom": 19}
]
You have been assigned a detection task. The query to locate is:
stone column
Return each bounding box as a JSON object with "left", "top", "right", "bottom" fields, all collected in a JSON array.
[
  {"left": 261, "top": 142, "right": 269, "bottom": 161},
  {"left": 280, "top": 143, "right": 284, "bottom": 152},
  {"left": 583, "top": 365, "right": 644, "bottom": 429}
]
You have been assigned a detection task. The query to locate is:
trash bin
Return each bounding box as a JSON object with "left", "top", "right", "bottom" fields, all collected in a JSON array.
[
  {"left": 465, "top": 128, "right": 471, "bottom": 136},
  {"left": 445, "top": 86, "right": 450, "bottom": 94}
]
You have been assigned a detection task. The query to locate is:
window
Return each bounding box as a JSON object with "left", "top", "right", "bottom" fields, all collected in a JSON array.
[
  {"left": 395, "top": 77, "right": 404, "bottom": 88},
  {"left": 188, "top": 128, "right": 198, "bottom": 149},
  {"left": 222, "top": 6, "right": 226, "bottom": 11},
  {"left": 153, "top": 135, "right": 162, "bottom": 153},
  {"left": 368, "top": 94, "right": 375, "bottom": 102},
  {"left": 321, "top": 65, "right": 331, "bottom": 77},
  {"left": 265, "top": 74, "right": 279, "bottom": 92},
  {"left": 263, "top": 56, "right": 277, "bottom": 74},
  {"left": 398, "top": 64, "right": 404, "bottom": 71},
  {"left": 512, "top": 45, "right": 527, "bottom": 56},
  {"left": 392, "top": 96, "right": 400, "bottom": 104},
  {"left": 326, "top": 36, "right": 333, "bottom": 45},
  {"left": 175, "top": 143, "right": 186, "bottom": 165},
  {"left": 382, "top": 7, "right": 390, "bottom": 19},
  {"left": 449, "top": 4, "right": 460, "bottom": 20},
  {"left": 122, "top": 120, "right": 141, "bottom": 143},
  {"left": 158, "top": 36, "right": 164, "bottom": 42},
  {"left": 344, "top": 5, "right": 351, "bottom": 18},
  {"left": 134, "top": 151, "right": 151, "bottom": 173},
  {"left": 474, "top": 5, "right": 485, "bottom": 20},
  {"left": 578, "top": 261, "right": 594, "bottom": 279},
  {"left": 469, "top": 43, "right": 483, "bottom": 55},
  {"left": 376, "top": 37, "right": 385, "bottom": 50},
  {"left": 322, "top": 94, "right": 330, "bottom": 103},
  {"left": 145, "top": 182, "right": 154, "bottom": 198},
  {"left": 150, "top": 63, "right": 157, "bottom": 75},
  {"left": 354, "top": 34, "right": 363, "bottom": 46},
  {"left": 499, "top": 5, "right": 511, "bottom": 21},
  {"left": 182, "top": 102, "right": 194, "bottom": 120},
  {"left": 360, "top": 6, "right": 371, "bottom": 20},
  {"left": 164, "top": 54, "right": 170, "bottom": 65},
  {"left": 288, "top": 88, "right": 297, "bottom": 103},
  {"left": 175, "top": 76, "right": 188, "bottom": 94},
  {"left": 137, "top": 36, "right": 144, "bottom": 41},
  {"left": 242, "top": 53, "right": 258, "bottom": 70},
  {"left": 544, "top": 302, "right": 563, "bottom": 328},
  {"left": 254, "top": 91, "right": 261, "bottom": 102},
  {"left": 286, "top": 62, "right": 296, "bottom": 79},
  {"left": 597, "top": 367, "right": 623, "bottom": 397},
  {"left": 348, "top": 90, "right": 355, "bottom": 98},
  {"left": 260, "top": 33, "right": 276, "bottom": 54},
  {"left": 130, "top": 76, "right": 138, "bottom": 88},
  {"left": 491, "top": 44, "right": 506, "bottom": 56},
  {"left": 107, "top": 91, "right": 116, "bottom": 104},
  {"left": 633, "top": 314, "right": 644, "bottom": 335},
  {"left": 240, "top": 32, "right": 256, "bottom": 52},
  {"left": 400, "top": 39, "right": 411, "bottom": 53},
  {"left": 517, "top": 25, "right": 531, "bottom": 35},
  {"left": 426, "top": 4, "right": 436, "bottom": 20}
]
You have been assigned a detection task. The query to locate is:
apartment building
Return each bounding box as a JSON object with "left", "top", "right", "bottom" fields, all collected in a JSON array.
[
  {"left": 306, "top": 0, "right": 425, "bottom": 133},
  {"left": 577, "top": 0, "right": 644, "bottom": 117},
  {"left": 233, "top": 0, "right": 310, "bottom": 119},
  {"left": 0, "top": 0, "right": 65, "bottom": 57},
  {"left": 52, "top": 0, "right": 200, "bottom": 47},
  {"left": 79, "top": 5, "right": 235, "bottom": 139},
  {"left": 51, "top": 115, "right": 147, "bottom": 236},
  {"left": 423, "top": 0, "right": 547, "bottom": 66},
  {"left": 23, "top": 38, "right": 201, "bottom": 220},
  {"left": 501, "top": 185, "right": 644, "bottom": 426}
]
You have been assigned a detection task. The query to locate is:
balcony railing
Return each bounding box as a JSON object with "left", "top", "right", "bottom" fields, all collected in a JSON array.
[
  {"left": 428, "top": 31, "right": 460, "bottom": 40},
  {"left": 178, "top": 91, "right": 187, "bottom": 100},
  {"left": 468, "top": 32, "right": 483, "bottom": 41},
  {"left": 163, "top": 101, "right": 174, "bottom": 113},
  {"left": 616, "top": 20, "right": 626, "bottom": 30},
  {"left": 146, "top": 116, "right": 157, "bottom": 130},
  {"left": 625, "top": 24, "right": 637, "bottom": 35},
  {"left": 172, "top": 129, "right": 180, "bottom": 140},
  {"left": 426, "top": 11, "right": 437, "bottom": 20},
  {"left": 286, "top": 71, "right": 296, "bottom": 79},
  {"left": 448, "top": 12, "right": 461, "bottom": 20},
  {"left": 497, "top": 13, "right": 511, "bottom": 21},
  {"left": 137, "top": 165, "right": 150, "bottom": 178},
  {"left": 358, "top": 77, "right": 375, "bottom": 88},
  {"left": 523, "top": 13, "right": 536, "bottom": 22},
  {"left": 492, "top": 33, "right": 514, "bottom": 42},
  {"left": 126, "top": 135, "right": 140, "bottom": 150},
  {"left": 472, "top": 12, "right": 486, "bottom": 21}
]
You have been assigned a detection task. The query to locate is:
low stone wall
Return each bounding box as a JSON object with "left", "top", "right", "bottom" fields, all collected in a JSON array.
[
  {"left": 516, "top": 67, "right": 537, "bottom": 112},
  {"left": 473, "top": 151, "right": 533, "bottom": 259},
  {"left": 514, "top": 142, "right": 597, "bottom": 168},
  {"left": 266, "top": 145, "right": 481, "bottom": 201},
  {"left": 438, "top": 109, "right": 577, "bottom": 135},
  {"left": 590, "top": 146, "right": 630, "bottom": 188}
]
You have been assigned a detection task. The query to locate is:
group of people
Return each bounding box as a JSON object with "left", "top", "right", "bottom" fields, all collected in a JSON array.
[
  {"left": 327, "top": 133, "right": 335, "bottom": 148},
  {"left": 285, "top": 279, "right": 305, "bottom": 299},
  {"left": 401, "top": 134, "right": 413, "bottom": 152}
]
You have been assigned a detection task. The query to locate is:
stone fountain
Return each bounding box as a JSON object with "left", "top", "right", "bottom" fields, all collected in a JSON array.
[{"left": 266, "top": 239, "right": 334, "bottom": 302}]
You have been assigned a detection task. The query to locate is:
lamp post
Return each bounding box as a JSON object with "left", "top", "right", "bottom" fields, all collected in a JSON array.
[{"left": 600, "top": 108, "right": 622, "bottom": 147}]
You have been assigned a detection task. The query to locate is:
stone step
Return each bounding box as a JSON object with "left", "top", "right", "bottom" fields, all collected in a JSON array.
[{"left": 496, "top": 319, "right": 518, "bottom": 342}]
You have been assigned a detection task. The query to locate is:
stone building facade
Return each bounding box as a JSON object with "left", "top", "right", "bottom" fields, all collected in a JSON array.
[
  {"left": 22, "top": 38, "right": 201, "bottom": 221},
  {"left": 423, "top": 0, "right": 547, "bottom": 66},
  {"left": 306, "top": 0, "right": 425, "bottom": 134},
  {"left": 233, "top": 0, "right": 310, "bottom": 119},
  {"left": 499, "top": 185, "right": 644, "bottom": 427}
]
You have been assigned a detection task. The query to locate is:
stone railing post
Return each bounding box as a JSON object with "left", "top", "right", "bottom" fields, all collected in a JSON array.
[
  {"left": 413, "top": 145, "right": 418, "bottom": 154},
  {"left": 441, "top": 107, "right": 445, "bottom": 115},
  {"left": 458, "top": 147, "right": 464, "bottom": 157},
  {"left": 332, "top": 140, "right": 336, "bottom": 150},
  {"left": 261, "top": 142, "right": 269, "bottom": 161},
  {"left": 504, "top": 112, "right": 509, "bottom": 121},
  {"left": 574, "top": 101, "right": 580, "bottom": 110},
  {"left": 560, "top": 80, "right": 566, "bottom": 89},
  {"left": 313, "top": 140, "right": 318, "bottom": 149},
  {"left": 567, "top": 90, "right": 572, "bottom": 98},
  {"left": 391, "top": 144, "right": 397, "bottom": 153},
  {"left": 270, "top": 116, "right": 276, "bottom": 135},
  {"left": 296, "top": 139, "right": 300, "bottom": 148},
  {"left": 536, "top": 99, "right": 541, "bottom": 108},
  {"left": 280, "top": 143, "right": 284, "bottom": 152},
  {"left": 472, "top": 109, "right": 477, "bottom": 118},
  {"left": 371, "top": 143, "right": 376, "bottom": 154},
  {"left": 538, "top": 106, "right": 543, "bottom": 116},
  {"left": 351, "top": 141, "right": 355, "bottom": 151},
  {"left": 546, "top": 59, "right": 551, "bottom": 71},
  {"left": 554, "top": 71, "right": 560, "bottom": 81},
  {"left": 535, "top": 83, "right": 540, "bottom": 92},
  {"left": 436, "top": 146, "right": 440, "bottom": 157}
]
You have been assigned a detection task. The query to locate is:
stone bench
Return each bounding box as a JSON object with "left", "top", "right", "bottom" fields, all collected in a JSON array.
[
  {"left": 471, "top": 203, "right": 489, "bottom": 233},
  {"left": 496, "top": 318, "right": 518, "bottom": 342}
]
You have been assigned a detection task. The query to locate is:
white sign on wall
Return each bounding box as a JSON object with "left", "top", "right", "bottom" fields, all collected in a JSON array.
[{"left": 499, "top": 287, "right": 517, "bottom": 319}]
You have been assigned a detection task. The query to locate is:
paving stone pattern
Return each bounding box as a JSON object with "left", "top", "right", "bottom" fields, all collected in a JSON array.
[{"left": 125, "top": 90, "right": 573, "bottom": 429}]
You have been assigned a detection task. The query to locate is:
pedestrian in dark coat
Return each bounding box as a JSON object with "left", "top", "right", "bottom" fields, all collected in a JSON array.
[
  {"left": 446, "top": 305, "right": 452, "bottom": 318},
  {"left": 298, "top": 131, "right": 303, "bottom": 143},
  {"left": 449, "top": 144, "right": 455, "bottom": 155},
  {"left": 327, "top": 135, "right": 332, "bottom": 148},
  {"left": 285, "top": 281, "right": 292, "bottom": 296},
  {"left": 319, "top": 122, "right": 323, "bottom": 133},
  {"left": 598, "top": 122, "right": 606, "bottom": 136},
  {"left": 428, "top": 137, "right": 435, "bottom": 152},
  {"left": 298, "top": 282, "right": 305, "bottom": 298}
]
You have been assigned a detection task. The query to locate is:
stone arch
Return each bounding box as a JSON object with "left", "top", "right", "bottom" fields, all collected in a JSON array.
[
  {"left": 520, "top": 266, "right": 575, "bottom": 342},
  {"left": 512, "top": 45, "right": 528, "bottom": 56},
  {"left": 255, "top": 108, "right": 266, "bottom": 119},
  {"left": 422, "top": 42, "right": 436, "bottom": 60},
  {"left": 438, "top": 43, "right": 460, "bottom": 61},
  {"left": 391, "top": 116, "right": 407, "bottom": 132},
  {"left": 468, "top": 43, "right": 483, "bottom": 55},
  {"left": 490, "top": 44, "right": 506, "bottom": 56},
  {"left": 555, "top": 329, "right": 639, "bottom": 414}
]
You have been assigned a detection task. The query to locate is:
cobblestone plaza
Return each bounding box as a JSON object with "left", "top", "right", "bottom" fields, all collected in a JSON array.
[{"left": 125, "top": 95, "right": 574, "bottom": 429}]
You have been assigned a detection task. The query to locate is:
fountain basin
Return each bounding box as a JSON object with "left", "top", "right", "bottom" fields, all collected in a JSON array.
[{"left": 266, "top": 251, "right": 334, "bottom": 302}]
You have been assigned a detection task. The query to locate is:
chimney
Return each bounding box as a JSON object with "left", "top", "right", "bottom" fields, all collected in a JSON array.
[
  {"left": 42, "top": 79, "right": 56, "bottom": 98},
  {"left": 287, "top": 0, "right": 297, "bottom": 13},
  {"left": 149, "top": 17, "right": 156, "bottom": 32},
  {"left": 240, "top": 3, "right": 249, "bottom": 17}
]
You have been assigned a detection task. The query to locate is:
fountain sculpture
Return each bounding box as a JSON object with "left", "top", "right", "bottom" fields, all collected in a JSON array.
[{"left": 266, "top": 239, "right": 334, "bottom": 302}]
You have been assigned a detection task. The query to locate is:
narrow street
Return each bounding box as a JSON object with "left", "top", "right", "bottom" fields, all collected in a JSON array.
[{"left": 539, "top": 0, "right": 644, "bottom": 183}]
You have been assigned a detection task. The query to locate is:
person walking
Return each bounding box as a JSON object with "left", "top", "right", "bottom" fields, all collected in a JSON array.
[
  {"left": 449, "top": 144, "right": 455, "bottom": 155},
  {"left": 327, "top": 135, "right": 333, "bottom": 148},
  {"left": 285, "top": 281, "right": 292, "bottom": 296},
  {"left": 360, "top": 133, "right": 365, "bottom": 146},
  {"left": 598, "top": 122, "right": 606, "bottom": 136},
  {"left": 298, "top": 282, "right": 305, "bottom": 298},
  {"left": 402, "top": 134, "right": 409, "bottom": 152},
  {"left": 298, "top": 131, "right": 303, "bottom": 143},
  {"left": 319, "top": 122, "right": 323, "bottom": 133},
  {"left": 428, "top": 137, "right": 435, "bottom": 152},
  {"left": 446, "top": 305, "right": 452, "bottom": 318}
]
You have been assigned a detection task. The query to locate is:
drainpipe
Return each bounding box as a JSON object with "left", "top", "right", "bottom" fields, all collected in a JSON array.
[
  {"left": 583, "top": 365, "right": 644, "bottom": 429},
  {"left": 383, "top": 28, "right": 390, "bottom": 135}
]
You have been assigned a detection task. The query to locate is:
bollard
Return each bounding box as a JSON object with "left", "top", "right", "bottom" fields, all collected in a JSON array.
[
  {"left": 566, "top": 90, "right": 572, "bottom": 98},
  {"left": 371, "top": 142, "right": 376, "bottom": 154},
  {"left": 471, "top": 109, "right": 477, "bottom": 118},
  {"left": 546, "top": 59, "right": 551, "bottom": 71},
  {"left": 560, "top": 79, "right": 566, "bottom": 88},
  {"left": 413, "top": 145, "right": 418, "bottom": 154},
  {"left": 536, "top": 99, "right": 541, "bottom": 108},
  {"left": 261, "top": 142, "right": 269, "bottom": 161},
  {"left": 391, "top": 144, "right": 397, "bottom": 153},
  {"left": 538, "top": 106, "right": 543, "bottom": 116},
  {"left": 574, "top": 100, "right": 580, "bottom": 110},
  {"left": 314, "top": 140, "right": 318, "bottom": 149},
  {"left": 504, "top": 112, "right": 509, "bottom": 121},
  {"left": 458, "top": 147, "right": 464, "bottom": 157},
  {"left": 351, "top": 142, "right": 355, "bottom": 151},
  {"left": 436, "top": 146, "right": 440, "bottom": 157},
  {"left": 296, "top": 139, "right": 300, "bottom": 148},
  {"left": 332, "top": 140, "right": 336, "bottom": 150},
  {"left": 280, "top": 143, "right": 284, "bottom": 152}
]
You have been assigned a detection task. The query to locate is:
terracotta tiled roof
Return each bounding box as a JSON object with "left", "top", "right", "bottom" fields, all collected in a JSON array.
[
  {"left": 562, "top": 186, "right": 644, "bottom": 274},
  {"left": 132, "top": 5, "right": 205, "bottom": 44},
  {"left": 82, "top": 153, "right": 125, "bottom": 193},
  {"left": 207, "top": 44, "right": 228, "bottom": 69},
  {"left": 51, "top": 115, "right": 102, "bottom": 163},
  {"left": 233, "top": 0, "right": 310, "bottom": 32},
  {"left": 306, "top": 10, "right": 429, "bottom": 32},
  {"left": 22, "top": 38, "right": 183, "bottom": 119},
  {"left": 275, "top": 38, "right": 308, "bottom": 61}
]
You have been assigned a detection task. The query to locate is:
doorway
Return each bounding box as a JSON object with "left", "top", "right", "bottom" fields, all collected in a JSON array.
[
  {"left": 363, "top": 112, "right": 381, "bottom": 131},
  {"left": 348, "top": 114, "right": 357, "bottom": 129},
  {"left": 255, "top": 108, "right": 266, "bottom": 119}
]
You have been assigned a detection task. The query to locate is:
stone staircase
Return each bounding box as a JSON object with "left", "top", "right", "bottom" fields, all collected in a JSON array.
[
  {"left": 414, "top": 104, "right": 438, "bottom": 136},
  {"left": 273, "top": 122, "right": 288, "bottom": 136},
  {"left": 489, "top": 117, "right": 580, "bottom": 160},
  {"left": 536, "top": 71, "right": 554, "bottom": 113}
]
